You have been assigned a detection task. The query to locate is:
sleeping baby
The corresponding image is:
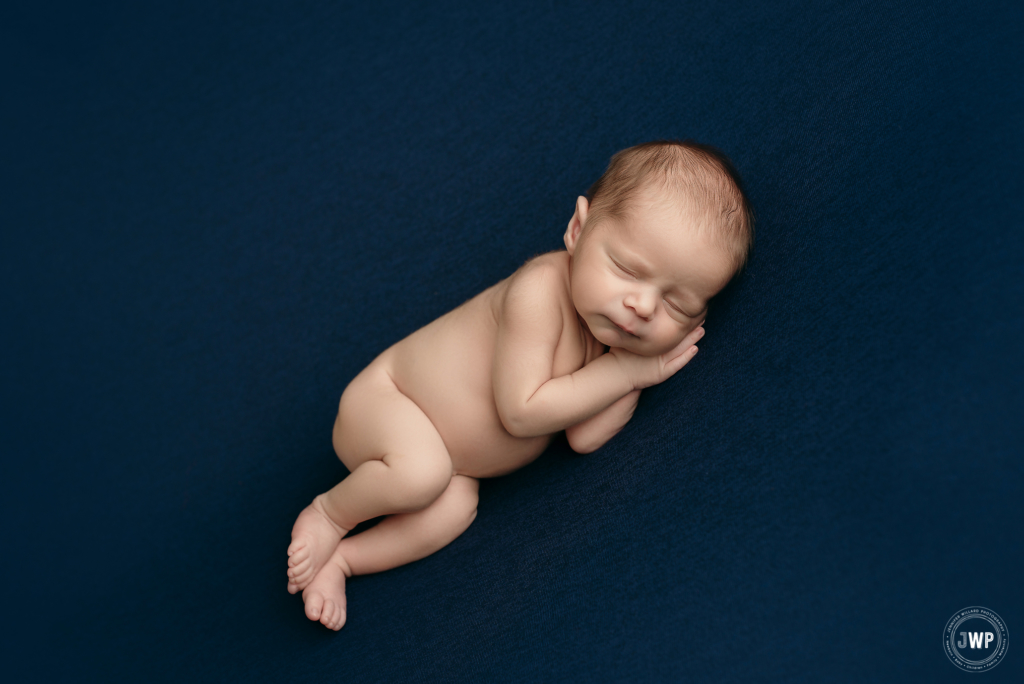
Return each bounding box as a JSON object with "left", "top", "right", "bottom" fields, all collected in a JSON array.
[{"left": 286, "top": 140, "right": 754, "bottom": 630}]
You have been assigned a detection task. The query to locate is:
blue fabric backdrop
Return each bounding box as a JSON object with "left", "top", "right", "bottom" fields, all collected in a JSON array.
[{"left": 2, "top": 1, "right": 1021, "bottom": 681}]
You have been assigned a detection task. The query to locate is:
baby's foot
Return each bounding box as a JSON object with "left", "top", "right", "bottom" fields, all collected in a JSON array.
[
  {"left": 287, "top": 494, "right": 349, "bottom": 592},
  {"left": 300, "top": 553, "right": 352, "bottom": 631}
]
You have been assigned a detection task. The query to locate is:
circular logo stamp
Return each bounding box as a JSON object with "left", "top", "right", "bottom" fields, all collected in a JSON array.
[{"left": 943, "top": 606, "right": 1008, "bottom": 672}]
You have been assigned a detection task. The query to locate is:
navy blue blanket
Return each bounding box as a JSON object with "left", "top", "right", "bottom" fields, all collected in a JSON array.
[{"left": 3, "top": 1, "right": 1021, "bottom": 681}]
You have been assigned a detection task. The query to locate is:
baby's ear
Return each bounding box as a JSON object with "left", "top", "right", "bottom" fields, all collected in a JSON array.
[{"left": 563, "top": 196, "right": 589, "bottom": 254}]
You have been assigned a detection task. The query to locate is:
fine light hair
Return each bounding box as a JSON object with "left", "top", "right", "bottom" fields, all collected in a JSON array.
[{"left": 584, "top": 140, "right": 755, "bottom": 274}]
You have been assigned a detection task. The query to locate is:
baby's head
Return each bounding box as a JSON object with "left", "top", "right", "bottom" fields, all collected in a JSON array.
[
  {"left": 564, "top": 140, "right": 754, "bottom": 356},
  {"left": 578, "top": 140, "right": 754, "bottom": 274}
]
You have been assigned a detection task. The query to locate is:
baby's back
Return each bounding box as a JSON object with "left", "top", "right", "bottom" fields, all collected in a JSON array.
[{"left": 379, "top": 251, "right": 601, "bottom": 478}]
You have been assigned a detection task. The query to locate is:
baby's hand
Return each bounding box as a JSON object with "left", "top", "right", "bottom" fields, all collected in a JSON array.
[{"left": 609, "top": 326, "right": 705, "bottom": 390}]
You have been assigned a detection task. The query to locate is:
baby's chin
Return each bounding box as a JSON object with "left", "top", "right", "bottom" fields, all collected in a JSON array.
[
  {"left": 601, "top": 332, "right": 660, "bottom": 356},
  {"left": 613, "top": 334, "right": 682, "bottom": 358},
  {"left": 587, "top": 317, "right": 672, "bottom": 356},
  {"left": 592, "top": 326, "right": 626, "bottom": 349}
]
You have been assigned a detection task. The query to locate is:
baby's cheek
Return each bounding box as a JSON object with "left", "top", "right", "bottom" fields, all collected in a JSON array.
[{"left": 664, "top": 325, "right": 692, "bottom": 350}]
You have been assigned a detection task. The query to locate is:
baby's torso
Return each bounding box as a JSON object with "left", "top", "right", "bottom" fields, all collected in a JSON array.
[{"left": 378, "top": 251, "right": 605, "bottom": 478}]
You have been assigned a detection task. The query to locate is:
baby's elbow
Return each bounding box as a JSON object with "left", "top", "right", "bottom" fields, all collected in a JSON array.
[
  {"left": 498, "top": 406, "right": 531, "bottom": 438},
  {"left": 565, "top": 427, "right": 598, "bottom": 454}
]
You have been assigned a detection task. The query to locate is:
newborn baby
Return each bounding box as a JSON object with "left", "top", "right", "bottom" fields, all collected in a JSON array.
[{"left": 287, "top": 140, "right": 754, "bottom": 630}]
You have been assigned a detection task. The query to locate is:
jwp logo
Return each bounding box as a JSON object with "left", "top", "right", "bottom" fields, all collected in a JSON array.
[
  {"left": 958, "top": 631, "right": 995, "bottom": 650},
  {"left": 943, "top": 607, "right": 1008, "bottom": 672}
]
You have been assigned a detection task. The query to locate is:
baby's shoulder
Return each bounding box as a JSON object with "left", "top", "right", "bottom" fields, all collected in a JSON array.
[
  {"left": 504, "top": 250, "right": 570, "bottom": 298},
  {"left": 514, "top": 249, "right": 569, "bottom": 280},
  {"left": 491, "top": 250, "right": 571, "bottom": 324}
]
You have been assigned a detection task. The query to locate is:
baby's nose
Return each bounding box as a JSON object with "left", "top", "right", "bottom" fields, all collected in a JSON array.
[{"left": 627, "top": 291, "right": 656, "bottom": 319}]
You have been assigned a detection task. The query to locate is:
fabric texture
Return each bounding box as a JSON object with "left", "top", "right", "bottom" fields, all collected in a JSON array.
[{"left": 2, "top": 1, "right": 1021, "bottom": 681}]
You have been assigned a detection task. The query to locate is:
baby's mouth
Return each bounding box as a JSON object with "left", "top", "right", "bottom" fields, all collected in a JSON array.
[{"left": 612, "top": 319, "right": 639, "bottom": 337}]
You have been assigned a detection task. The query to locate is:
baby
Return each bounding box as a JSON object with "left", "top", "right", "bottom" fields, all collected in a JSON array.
[{"left": 287, "top": 140, "right": 754, "bottom": 630}]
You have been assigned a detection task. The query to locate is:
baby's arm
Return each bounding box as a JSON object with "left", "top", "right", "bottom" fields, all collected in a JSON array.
[
  {"left": 564, "top": 388, "right": 641, "bottom": 454},
  {"left": 493, "top": 263, "right": 702, "bottom": 438},
  {"left": 493, "top": 264, "right": 632, "bottom": 437}
]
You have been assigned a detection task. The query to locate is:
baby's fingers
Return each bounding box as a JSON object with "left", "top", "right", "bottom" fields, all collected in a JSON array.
[
  {"left": 660, "top": 327, "right": 704, "bottom": 375},
  {"left": 665, "top": 343, "right": 700, "bottom": 376},
  {"left": 667, "top": 326, "right": 705, "bottom": 359}
]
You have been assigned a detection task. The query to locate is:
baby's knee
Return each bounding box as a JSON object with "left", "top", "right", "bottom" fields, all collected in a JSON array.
[
  {"left": 331, "top": 408, "right": 346, "bottom": 459},
  {"left": 449, "top": 476, "right": 479, "bottom": 526},
  {"left": 385, "top": 454, "right": 453, "bottom": 511},
  {"left": 419, "top": 476, "right": 479, "bottom": 547},
  {"left": 449, "top": 475, "right": 479, "bottom": 509}
]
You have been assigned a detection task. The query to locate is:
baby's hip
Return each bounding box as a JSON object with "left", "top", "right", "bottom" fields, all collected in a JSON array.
[{"left": 335, "top": 350, "right": 550, "bottom": 478}]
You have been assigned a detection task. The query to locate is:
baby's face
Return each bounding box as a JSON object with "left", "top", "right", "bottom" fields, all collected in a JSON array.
[{"left": 564, "top": 187, "right": 737, "bottom": 357}]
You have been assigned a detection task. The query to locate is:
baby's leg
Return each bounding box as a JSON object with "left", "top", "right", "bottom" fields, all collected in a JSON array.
[
  {"left": 337, "top": 473, "right": 479, "bottom": 576},
  {"left": 296, "top": 474, "right": 479, "bottom": 630},
  {"left": 287, "top": 362, "right": 456, "bottom": 591}
]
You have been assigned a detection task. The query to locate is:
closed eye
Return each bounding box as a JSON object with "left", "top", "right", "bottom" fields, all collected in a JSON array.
[
  {"left": 666, "top": 299, "right": 698, "bottom": 318},
  {"left": 612, "top": 260, "right": 636, "bottom": 278}
]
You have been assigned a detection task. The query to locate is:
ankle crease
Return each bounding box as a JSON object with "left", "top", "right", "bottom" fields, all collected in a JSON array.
[{"left": 314, "top": 494, "right": 351, "bottom": 536}]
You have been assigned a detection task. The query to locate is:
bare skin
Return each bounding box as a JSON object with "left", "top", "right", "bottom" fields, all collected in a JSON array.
[{"left": 287, "top": 186, "right": 739, "bottom": 629}]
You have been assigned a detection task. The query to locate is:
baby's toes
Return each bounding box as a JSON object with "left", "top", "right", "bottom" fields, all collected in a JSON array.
[
  {"left": 287, "top": 546, "right": 310, "bottom": 567},
  {"left": 287, "top": 556, "right": 310, "bottom": 579},
  {"left": 304, "top": 591, "right": 324, "bottom": 621},
  {"left": 291, "top": 566, "right": 316, "bottom": 590},
  {"left": 333, "top": 606, "right": 347, "bottom": 630},
  {"left": 287, "top": 579, "right": 300, "bottom": 595},
  {"left": 325, "top": 603, "right": 344, "bottom": 631},
  {"left": 320, "top": 600, "right": 335, "bottom": 627}
]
